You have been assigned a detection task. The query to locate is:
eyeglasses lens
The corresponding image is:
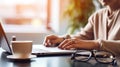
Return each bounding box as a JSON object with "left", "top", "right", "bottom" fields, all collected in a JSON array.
[
  {"left": 75, "top": 51, "right": 91, "bottom": 61},
  {"left": 95, "top": 51, "right": 114, "bottom": 63}
]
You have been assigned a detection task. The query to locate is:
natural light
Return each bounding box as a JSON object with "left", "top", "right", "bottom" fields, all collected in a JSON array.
[{"left": 0, "top": 0, "right": 51, "bottom": 33}]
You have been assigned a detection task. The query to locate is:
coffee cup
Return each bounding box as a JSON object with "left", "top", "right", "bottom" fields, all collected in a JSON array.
[{"left": 11, "top": 41, "right": 32, "bottom": 58}]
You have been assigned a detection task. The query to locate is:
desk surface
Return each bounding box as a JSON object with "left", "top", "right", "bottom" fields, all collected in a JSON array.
[{"left": 0, "top": 48, "right": 120, "bottom": 67}]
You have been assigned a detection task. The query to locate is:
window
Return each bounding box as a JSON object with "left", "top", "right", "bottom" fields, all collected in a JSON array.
[{"left": 0, "top": 0, "right": 51, "bottom": 33}]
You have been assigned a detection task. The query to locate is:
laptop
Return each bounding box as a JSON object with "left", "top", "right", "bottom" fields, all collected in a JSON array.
[{"left": 0, "top": 22, "right": 75, "bottom": 56}]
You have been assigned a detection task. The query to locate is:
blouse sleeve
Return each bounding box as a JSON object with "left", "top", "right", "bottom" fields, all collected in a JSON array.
[{"left": 72, "top": 15, "right": 94, "bottom": 40}]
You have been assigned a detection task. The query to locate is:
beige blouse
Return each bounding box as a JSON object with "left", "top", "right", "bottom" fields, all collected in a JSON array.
[{"left": 74, "top": 7, "right": 120, "bottom": 56}]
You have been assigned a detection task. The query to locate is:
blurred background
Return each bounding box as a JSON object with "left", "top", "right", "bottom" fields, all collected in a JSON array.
[{"left": 0, "top": 0, "right": 101, "bottom": 44}]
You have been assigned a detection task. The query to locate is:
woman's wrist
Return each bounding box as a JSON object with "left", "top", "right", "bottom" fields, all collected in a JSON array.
[
  {"left": 58, "top": 35, "right": 71, "bottom": 43},
  {"left": 94, "top": 39, "right": 103, "bottom": 50},
  {"left": 97, "top": 39, "right": 103, "bottom": 49},
  {"left": 63, "top": 34, "right": 71, "bottom": 40}
]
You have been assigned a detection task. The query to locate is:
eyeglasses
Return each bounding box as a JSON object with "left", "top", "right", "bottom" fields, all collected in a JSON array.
[{"left": 71, "top": 50, "right": 117, "bottom": 65}]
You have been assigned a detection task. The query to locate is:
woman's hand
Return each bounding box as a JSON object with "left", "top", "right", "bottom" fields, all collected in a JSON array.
[
  {"left": 43, "top": 35, "right": 64, "bottom": 47},
  {"left": 58, "top": 39, "right": 99, "bottom": 50}
]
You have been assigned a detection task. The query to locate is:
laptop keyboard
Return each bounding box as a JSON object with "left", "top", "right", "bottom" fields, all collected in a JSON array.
[{"left": 32, "top": 48, "right": 49, "bottom": 53}]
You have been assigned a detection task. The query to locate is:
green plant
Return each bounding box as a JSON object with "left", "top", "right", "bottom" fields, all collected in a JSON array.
[{"left": 63, "top": 0, "right": 95, "bottom": 34}]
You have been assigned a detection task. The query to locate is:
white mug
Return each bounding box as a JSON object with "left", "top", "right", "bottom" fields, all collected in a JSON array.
[{"left": 11, "top": 41, "right": 32, "bottom": 58}]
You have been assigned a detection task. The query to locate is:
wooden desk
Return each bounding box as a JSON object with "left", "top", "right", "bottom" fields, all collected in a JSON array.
[{"left": 0, "top": 48, "right": 119, "bottom": 67}]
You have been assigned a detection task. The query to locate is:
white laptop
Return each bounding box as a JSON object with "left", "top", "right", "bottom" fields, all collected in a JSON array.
[{"left": 0, "top": 22, "right": 75, "bottom": 56}]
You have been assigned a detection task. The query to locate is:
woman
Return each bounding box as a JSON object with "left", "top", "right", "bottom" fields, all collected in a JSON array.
[{"left": 43, "top": 0, "right": 120, "bottom": 56}]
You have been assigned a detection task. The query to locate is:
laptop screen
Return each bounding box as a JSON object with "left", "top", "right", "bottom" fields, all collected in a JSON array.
[{"left": 0, "top": 22, "right": 12, "bottom": 53}]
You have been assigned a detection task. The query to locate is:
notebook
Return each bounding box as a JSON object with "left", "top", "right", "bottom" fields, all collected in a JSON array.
[{"left": 0, "top": 22, "right": 75, "bottom": 56}]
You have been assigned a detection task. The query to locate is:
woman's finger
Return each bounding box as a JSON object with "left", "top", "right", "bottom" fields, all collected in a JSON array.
[
  {"left": 59, "top": 39, "right": 74, "bottom": 49},
  {"left": 58, "top": 39, "right": 70, "bottom": 48},
  {"left": 61, "top": 40, "right": 72, "bottom": 49},
  {"left": 43, "top": 36, "right": 49, "bottom": 46},
  {"left": 64, "top": 44, "right": 75, "bottom": 50}
]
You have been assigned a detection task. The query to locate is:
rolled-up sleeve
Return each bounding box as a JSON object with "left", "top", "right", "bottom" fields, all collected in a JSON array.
[{"left": 73, "top": 18, "right": 94, "bottom": 40}]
